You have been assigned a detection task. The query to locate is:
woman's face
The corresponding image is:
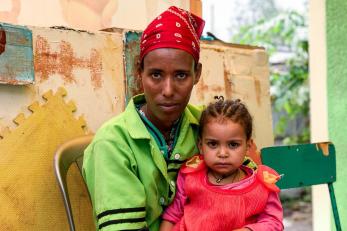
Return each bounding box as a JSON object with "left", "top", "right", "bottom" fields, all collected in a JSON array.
[
  {"left": 139, "top": 48, "right": 201, "bottom": 129},
  {"left": 199, "top": 118, "right": 251, "bottom": 177}
]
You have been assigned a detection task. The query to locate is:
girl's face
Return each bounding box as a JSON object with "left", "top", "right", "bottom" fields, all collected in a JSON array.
[
  {"left": 139, "top": 48, "right": 201, "bottom": 130},
  {"left": 199, "top": 118, "right": 251, "bottom": 177}
]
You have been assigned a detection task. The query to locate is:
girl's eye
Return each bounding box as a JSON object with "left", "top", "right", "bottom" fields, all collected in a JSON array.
[
  {"left": 228, "top": 142, "right": 240, "bottom": 149},
  {"left": 176, "top": 73, "right": 187, "bottom": 79},
  {"left": 207, "top": 141, "right": 217, "bottom": 148}
]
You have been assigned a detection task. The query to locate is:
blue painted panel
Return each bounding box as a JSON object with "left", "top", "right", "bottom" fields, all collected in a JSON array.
[
  {"left": 123, "top": 31, "right": 142, "bottom": 104},
  {"left": 0, "top": 23, "right": 34, "bottom": 85}
]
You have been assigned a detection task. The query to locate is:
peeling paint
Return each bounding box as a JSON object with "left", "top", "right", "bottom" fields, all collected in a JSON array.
[
  {"left": 223, "top": 62, "right": 232, "bottom": 99},
  {"left": 254, "top": 78, "right": 261, "bottom": 106},
  {"left": 316, "top": 142, "right": 331, "bottom": 156},
  {"left": 195, "top": 75, "right": 206, "bottom": 101},
  {"left": 124, "top": 31, "right": 143, "bottom": 103},
  {"left": 0, "top": 26, "right": 5, "bottom": 54},
  {"left": 49, "top": 26, "right": 94, "bottom": 35},
  {"left": 0, "top": 23, "right": 34, "bottom": 85},
  {"left": 34, "top": 35, "right": 102, "bottom": 89},
  {"left": 195, "top": 77, "right": 225, "bottom": 102}
]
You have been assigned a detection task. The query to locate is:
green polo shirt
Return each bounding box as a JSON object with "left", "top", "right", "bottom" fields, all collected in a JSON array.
[{"left": 82, "top": 94, "right": 202, "bottom": 230}]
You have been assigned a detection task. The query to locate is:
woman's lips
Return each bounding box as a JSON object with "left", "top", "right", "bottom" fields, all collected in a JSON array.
[{"left": 159, "top": 104, "right": 179, "bottom": 112}]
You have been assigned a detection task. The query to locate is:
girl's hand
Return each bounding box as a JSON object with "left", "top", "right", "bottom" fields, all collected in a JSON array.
[{"left": 159, "top": 220, "right": 174, "bottom": 231}]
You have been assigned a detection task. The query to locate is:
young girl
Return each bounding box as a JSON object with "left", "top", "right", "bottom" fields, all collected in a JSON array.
[{"left": 160, "top": 99, "right": 284, "bottom": 231}]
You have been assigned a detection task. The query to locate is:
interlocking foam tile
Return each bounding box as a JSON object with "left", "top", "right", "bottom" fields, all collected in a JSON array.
[{"left": 0, "top": 87, "right": 94, "bottom": 230}]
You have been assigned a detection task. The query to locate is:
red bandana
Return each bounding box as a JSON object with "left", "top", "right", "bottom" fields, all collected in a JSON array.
[{"left": 140, "top": 6, "right": 205, "bottom": 63}]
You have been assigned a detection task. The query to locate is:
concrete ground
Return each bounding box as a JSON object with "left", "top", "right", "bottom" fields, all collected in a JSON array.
[{"left": 282, "top": 189, "right": 312, "bottom": 230}]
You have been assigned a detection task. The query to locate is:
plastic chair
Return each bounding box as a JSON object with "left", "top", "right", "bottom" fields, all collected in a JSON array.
[
  {"left": 54, "top": 135, "right": 94, "bottom": 231},
  {"left": 261, "top": 142, "right": 341, "bottom": 231}
]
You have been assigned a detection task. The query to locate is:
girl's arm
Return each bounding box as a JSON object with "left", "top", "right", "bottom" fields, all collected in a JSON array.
[
  {"left": 159, "top": 220, "right": 175, "bottom": 231},
  {"left": 244, "top": 191, "right": 284, "bottom": 231}
]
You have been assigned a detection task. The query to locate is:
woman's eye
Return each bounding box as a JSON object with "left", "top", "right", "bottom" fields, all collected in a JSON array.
[
  {"left": 151, "top": 72, "right": 161, "bottom": 79},
  {"left": 176, "top": 73, "right": 187, "bottom": 79}
]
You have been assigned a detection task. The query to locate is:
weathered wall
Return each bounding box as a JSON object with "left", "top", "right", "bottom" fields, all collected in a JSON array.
[
  {"left": 0, "top": 25, "right": 273, "bottom": 229},
  {"left": 0, "top": 26, "right": 126, "bottom": 230},
  {"left": 192, "top": 42, "right": 273, "bottom": 148},
  {"left": 326, "top": 0, "right": 347, "bottom": 229}
]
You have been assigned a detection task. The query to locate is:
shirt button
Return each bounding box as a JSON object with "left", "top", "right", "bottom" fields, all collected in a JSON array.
[
  {"left": 159, "top": 197, "right": 165, "bottom": 205},
  {"left": 174, "top": 153, "right": 180, "bottom": 160}
]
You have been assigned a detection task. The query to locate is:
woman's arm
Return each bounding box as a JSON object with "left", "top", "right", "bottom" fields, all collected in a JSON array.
[
  {"left": 83, "top": 139, "right": 147, "bottom": 230},
  {"left": 244, "top": 192, "right": 284, "bottom": 231},
  {"left": 161, "top": 171, "right": 187, "bottom": 225}
]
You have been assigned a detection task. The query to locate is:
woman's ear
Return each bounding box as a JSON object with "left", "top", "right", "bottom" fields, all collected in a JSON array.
[{"left": 194, "top": 62, "right": 202, "bottom": 85}]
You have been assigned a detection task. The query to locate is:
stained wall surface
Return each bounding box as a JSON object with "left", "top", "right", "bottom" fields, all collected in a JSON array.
[
  {"left": 193, "top": 42, "right": 273, "bottom": 148},
  {"left": 0, "top": 26, "right": 273, "bottom": 229}
]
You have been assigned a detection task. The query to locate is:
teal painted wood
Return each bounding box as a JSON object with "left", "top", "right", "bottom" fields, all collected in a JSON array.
[
  {"left": 0, "top": 23, "right": 34, "bottom": 85},
  {"left": 261, "top": 143, "right": 336, "bottom": 189},
  {"left": 328, "top": 183, "right": 342, "bottom": 231},
  {"left": 261, "top": 143, "right": 341, "bottom": 230},
  {"left": 123, "top": 31, "right": 142, "bottom": 105}
]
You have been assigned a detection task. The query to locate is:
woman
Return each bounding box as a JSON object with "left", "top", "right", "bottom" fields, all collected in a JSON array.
[{"left": 83, "top": 6, "right": 205, "bottom": 230}]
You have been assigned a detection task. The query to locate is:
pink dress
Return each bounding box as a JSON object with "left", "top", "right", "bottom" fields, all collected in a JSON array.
[{"left": 162, "top": 155, "right": 283, "bottom": 231}]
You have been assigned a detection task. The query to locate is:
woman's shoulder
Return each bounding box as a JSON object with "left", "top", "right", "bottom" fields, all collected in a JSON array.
[
  {"left": 93, "top": 104, "right": 145, "bottom": 142},
  {"left": 185, "top": 103, "right": 204, "bottom": 123}
]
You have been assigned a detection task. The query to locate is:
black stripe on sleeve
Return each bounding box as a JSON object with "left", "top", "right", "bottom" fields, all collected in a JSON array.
[
  {"left": 99, "top": 218, "right": 146, "bottom": 229},
  {"left": 167, "top": 168, "right": 179, "bottom": 173},
  {"left": 120, "top": 229, "right": 149, "bottom": 231},
  {"left": 167, "top": 159, "right": 184, "bottom": 164},
  {"left": 97, "top": 207, "right": 146, "bottom": 220}
]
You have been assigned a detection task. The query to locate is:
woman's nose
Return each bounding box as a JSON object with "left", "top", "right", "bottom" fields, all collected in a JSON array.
[{"left": 162, "top": 77, "right": 174, "bottom": 97}]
